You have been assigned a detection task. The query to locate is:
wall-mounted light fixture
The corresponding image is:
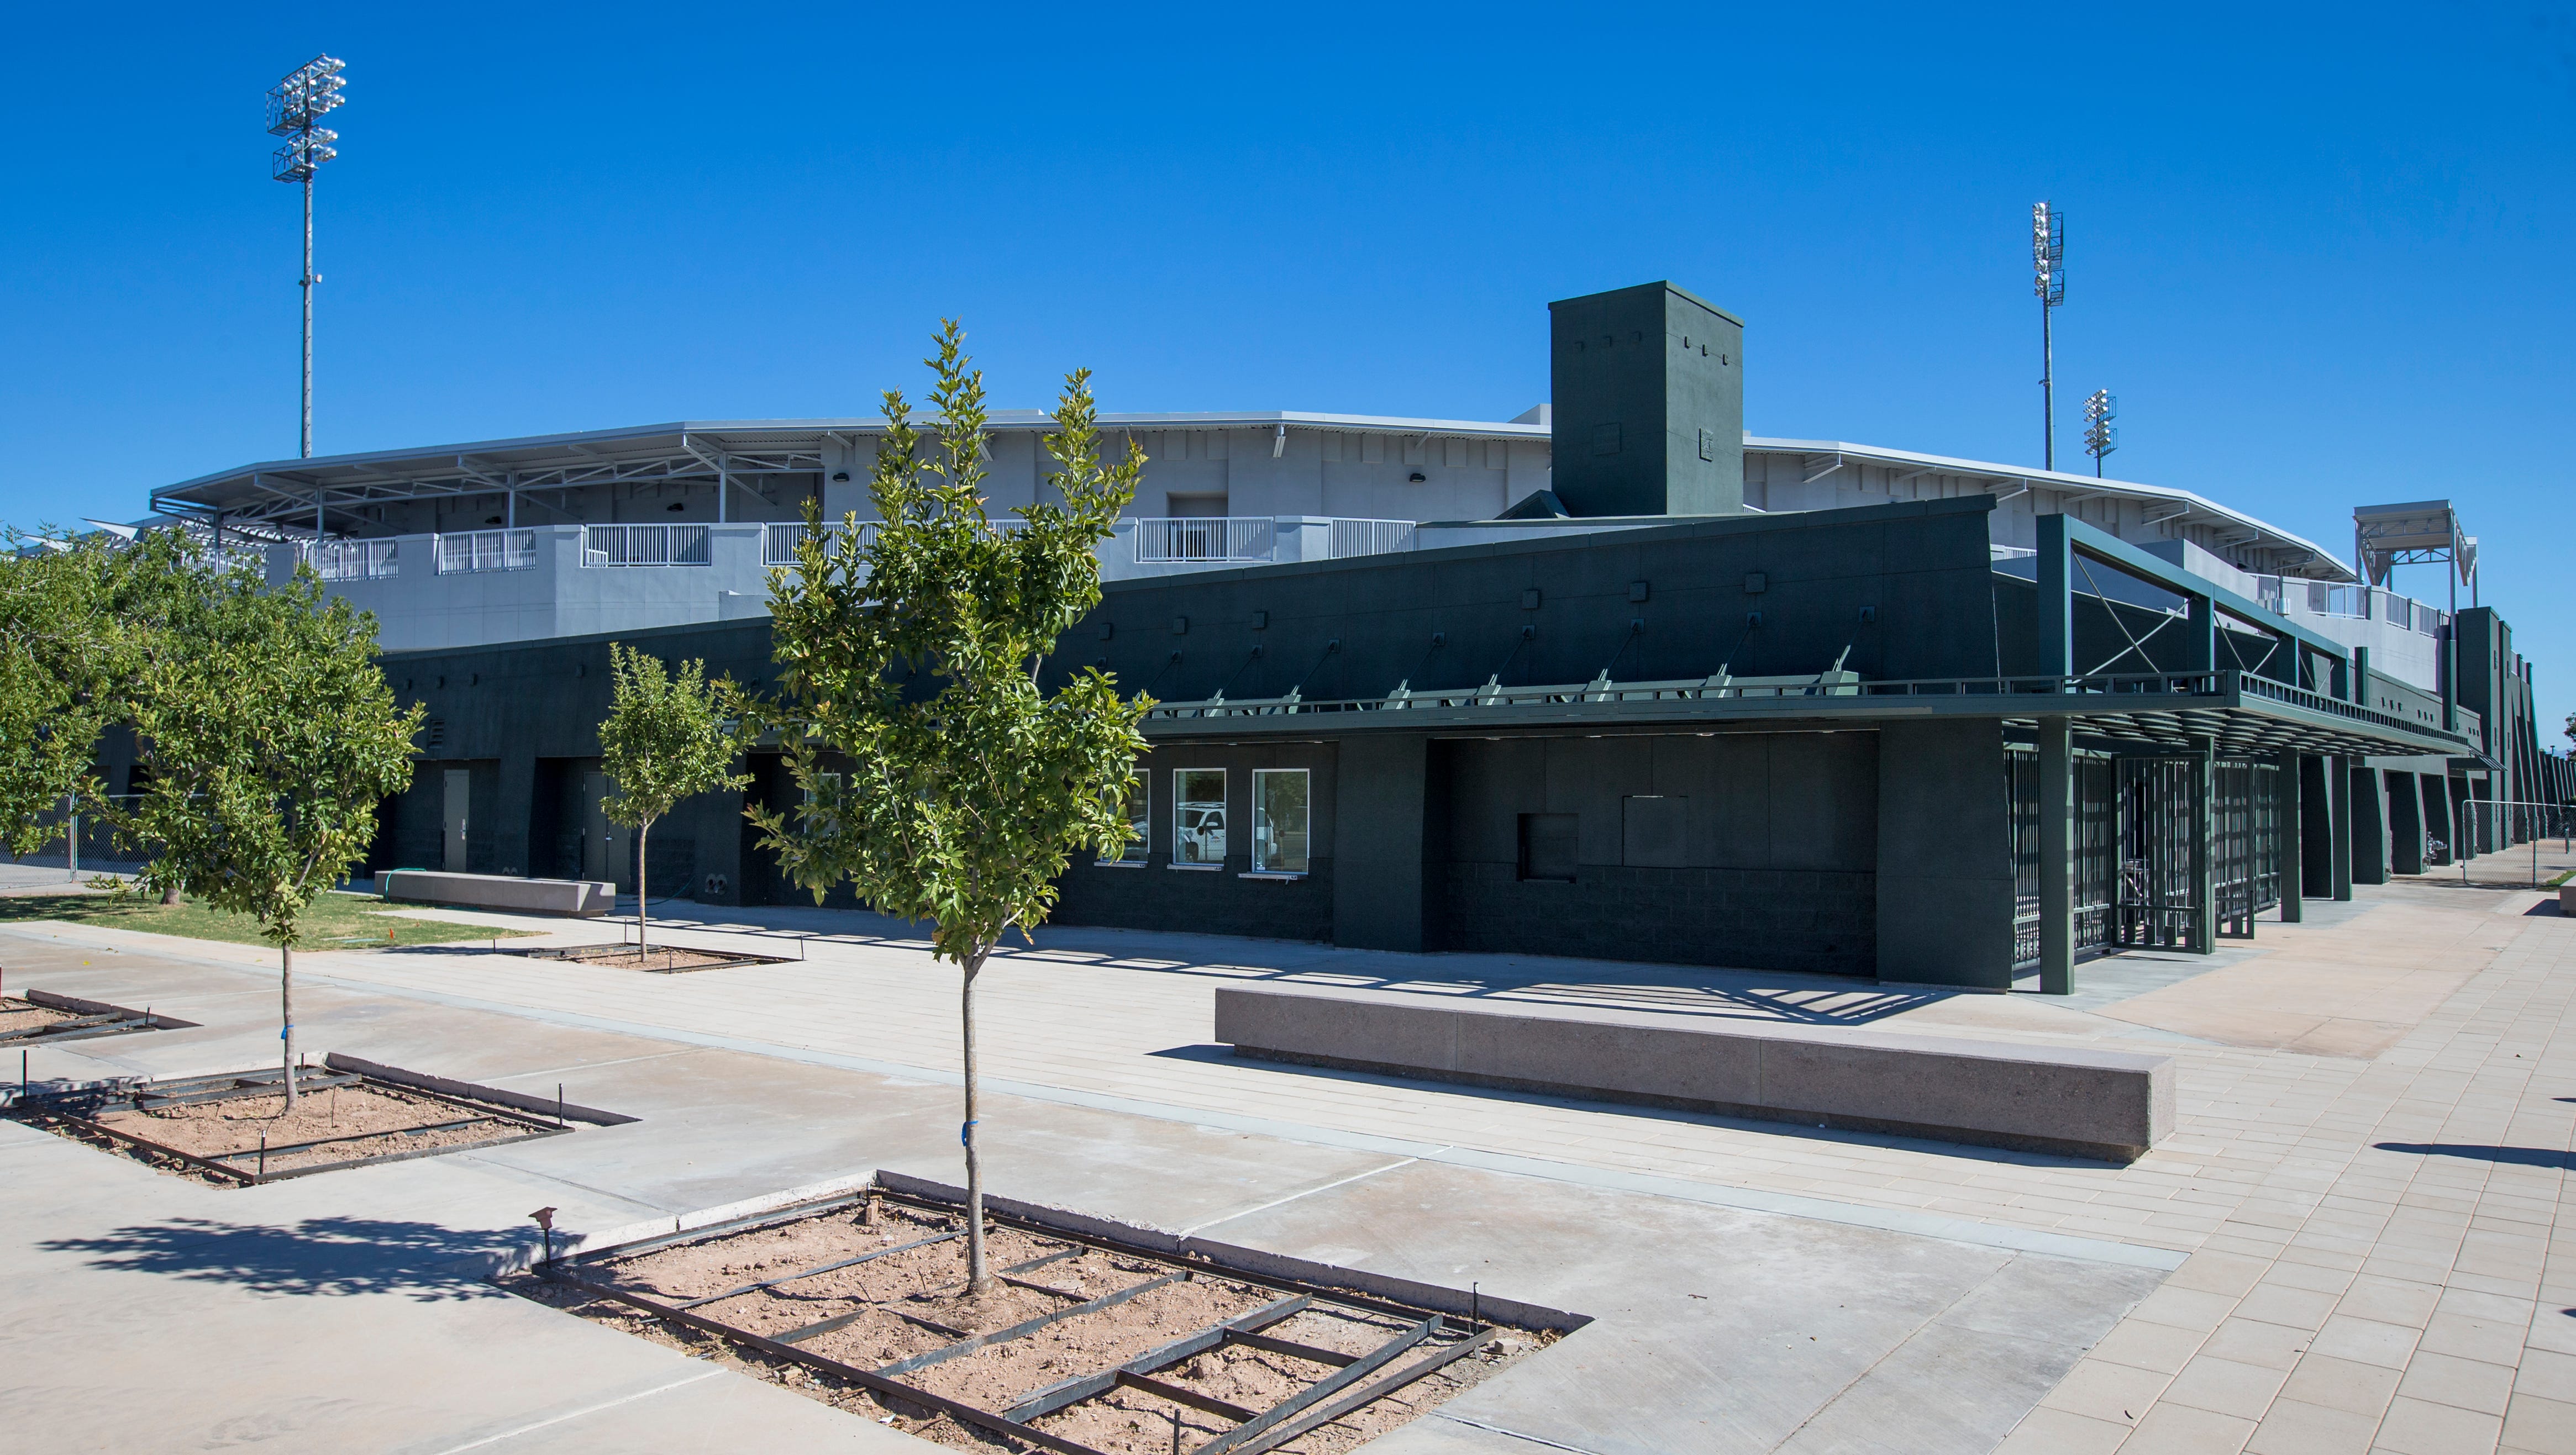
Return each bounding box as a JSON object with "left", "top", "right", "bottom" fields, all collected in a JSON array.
[{"left": 1408, "top": 472, "right": 1427, "bottom": 483}]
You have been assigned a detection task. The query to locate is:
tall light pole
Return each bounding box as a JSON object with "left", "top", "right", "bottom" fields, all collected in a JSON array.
[
  {"left": 2082, "top": 389, "right": 2117, "bottom": 477},
  {"left": 268, "top": 56, "right": 346, "bottom": 461},
  {"left": 2032, "top": 202, "right": 2065, "bottom": 471}
]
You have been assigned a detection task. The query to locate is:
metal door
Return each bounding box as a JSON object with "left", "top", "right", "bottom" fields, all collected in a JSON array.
[
  {"left": 581, "top": 771, "right": 609, "bottom": 881},
  {"left": 442, "top": 769, "right": 470, "bottom": 872}
]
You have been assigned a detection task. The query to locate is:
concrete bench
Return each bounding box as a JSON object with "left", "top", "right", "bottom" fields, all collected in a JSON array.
[
  {"left": 379, "top": 871, "right": 616, "bottom": 918},
  {"left": 1215, "top": 986, "right": 2173, "bottom": 1163}
]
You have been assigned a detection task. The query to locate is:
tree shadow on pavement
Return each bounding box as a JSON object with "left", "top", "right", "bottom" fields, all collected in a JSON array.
[
  {"left": 2375, "top": 1142, "right": 2573, "bottom": 1171},
  {"left": 36, "top": 1215, "right": 519, "bottom": 1301}
]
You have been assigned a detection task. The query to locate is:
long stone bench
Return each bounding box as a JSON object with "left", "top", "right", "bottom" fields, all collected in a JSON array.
[
  {"left": 379, "top": 870, "right": 616, "bottom": 918},
  {"left": 1215, "top": 986, "right": 2173, "bottom": 1163}
]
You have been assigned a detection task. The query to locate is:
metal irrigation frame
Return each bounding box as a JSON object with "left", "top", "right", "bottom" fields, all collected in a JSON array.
[{"left": 538, "top": 1185, "right": 1503, "bottom": 1455}]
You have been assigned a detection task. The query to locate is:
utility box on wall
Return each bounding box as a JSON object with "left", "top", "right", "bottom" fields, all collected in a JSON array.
[{"left": 1548, "top": 281, "right": 1744, "bottom": 518}]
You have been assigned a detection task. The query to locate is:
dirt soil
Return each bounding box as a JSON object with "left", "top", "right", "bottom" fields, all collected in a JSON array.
[
  {"left": 528, "top": 942, "right": 776, "bottom": 973},
  {"left": 0, "top": 997, "right": 80, "bottom": 1034},
  {"left": 85, "top": 1080, "right": 539, "bottom": 1179},
  {"left": 511, "top": 1199, "right": 1552, "bottom": 1454}
]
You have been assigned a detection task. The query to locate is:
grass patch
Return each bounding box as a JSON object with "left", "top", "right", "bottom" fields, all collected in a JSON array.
[
  {"left": 2547, "top": 868, "right": 2572, "bottom": 889},
  {"left": 0, "top": 887, "right": 532, "bottom": 950}
]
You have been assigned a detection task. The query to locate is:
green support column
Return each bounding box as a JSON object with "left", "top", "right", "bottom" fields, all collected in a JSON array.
[
  {"left": 2039, "top": 715, "right": 2074, "bottom": 994},
  {"left": 2037, "top": 514, "right": 2073, "bottom": 679},
  {"left": 2328, "top": 754, "right": 2354, "bottom": 900},
  {"left": 2191, "top": 735, "right": 2217, "bottom": 953},
  {"left": 2277, "top": 748, "right": 2303, "bottom": 923}
]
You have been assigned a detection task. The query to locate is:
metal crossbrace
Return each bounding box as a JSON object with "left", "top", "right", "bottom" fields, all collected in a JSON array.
[
  {"left": 2077, "top": 556, "right": 2184, "bottom": 677},
  {"left": 775, "top": 1301, "right": 968, "bottom": 1347},
  {"left": 1194, "top": 1316, "right": 1443, "bottom": 1455},
  {"left": 1229, "top": 1330, "right": 1361, "bottom": 1367},
  {"left": 0, "top": 1012, "right": 149, "bottom": 1044},
  {"left": 871, "top": 1271, "right": 1190, "bottom": 1377},
  {"left": 1007, "top": 1295, "right": 1312, "bottom": 1421},
  {"left": 670, "top": 1230, "right": 962, "bottom": 1310},
  {"left": 1119, "top": 1372, "right": 1261, "bottom": 1422},
  {"left": 206, "top": 1115, "right": 493, "bottom": 1162},
  {"left": 542, "top": 1266, "right": 1118, "bottom": 1455},
  {"left": 1227, "top": 1330, "right": 1502, "bottom": 1455}
]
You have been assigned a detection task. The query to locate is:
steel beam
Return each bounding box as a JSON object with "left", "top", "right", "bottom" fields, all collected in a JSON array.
[
  {"left": 2039, "top": 715, "right": 2075, "bottom": 994},
  {"left": 2277, "top": 749, "right": 2304, "bottom": 923},
  {"left": 2191, "top": 735, "right": 2217, "bottom": 954}
]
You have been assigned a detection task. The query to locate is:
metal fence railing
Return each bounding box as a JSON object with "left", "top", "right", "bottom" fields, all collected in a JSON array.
[
  {"left": 304, "top": 538, "right": 399, "bottom": 581},
  {"left": 582, "top": 524, "right": 709, "bottom": 567},
  {"left": 1134, "top": 517, "right": 1274, "bottom": 563},
  {"left": 1328, "top": 518, "right": 1416, "bottom": 559},
  {"left": 2452, "top": 799, "right": 2576, "bottom": 888},
  {"left": 434, "top": 528, "right": 537, "bottom": 574}
]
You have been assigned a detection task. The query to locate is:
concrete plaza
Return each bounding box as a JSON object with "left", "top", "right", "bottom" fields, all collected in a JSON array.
[{"left": 0, "top": 843, "right": 2569, "bottom": 1454}]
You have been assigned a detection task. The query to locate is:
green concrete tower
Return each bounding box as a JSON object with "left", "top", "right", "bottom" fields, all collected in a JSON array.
[{"left": 1548, "top": 281, "right": 1744, "bottom": 517}]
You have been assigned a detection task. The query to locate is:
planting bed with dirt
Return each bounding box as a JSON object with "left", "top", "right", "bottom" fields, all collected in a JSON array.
[
  {"left": 0, "top": 997, "right": 78, "bottom": 1035},
  {"left": 513, "top": 1195, "right": 1552, "bottom": 1454},
  {"left": 15, "top": 1069, "right": 569, "bottom": 1183},
  {"left": 514, "top": 942, "right": 786, "bottom": 973}
]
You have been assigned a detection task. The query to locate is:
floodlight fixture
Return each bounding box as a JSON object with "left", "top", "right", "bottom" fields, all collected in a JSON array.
[
  {"left": 2081, "top": 389, "right": 2117, "bottom": 476},
  {"left": 2032, "top": 202, "right": 2066, "bottom": 470},
  {"left": 267, "top": 55, "right": 345, "bottom": 464}
]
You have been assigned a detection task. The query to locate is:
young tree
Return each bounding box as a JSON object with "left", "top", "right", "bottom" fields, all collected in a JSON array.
[
  {"left": 751, "top": 322, "right": 1147, "bottom": 1295},
  {"left": 597, "top": 642, "right": 749, "bottom": 956},
  {"left": 117, "top": 562, "right": 422, "bottom": 1108},
  {"left": 0, "top": 534, "right": 127, "bottom": 856}
]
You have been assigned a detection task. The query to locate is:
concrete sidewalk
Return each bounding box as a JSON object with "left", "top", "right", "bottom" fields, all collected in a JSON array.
[{"left": 3, "top": 841, "right": 2568, "bottom": 1452}]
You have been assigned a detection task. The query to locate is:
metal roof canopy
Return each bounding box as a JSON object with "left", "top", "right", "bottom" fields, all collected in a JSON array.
[
  {"left": 1137, "top": 672, "right": 2473, "bottom": 762},
  {"left": 2354, "top": 498, "right": 2476, "bottom": 591},
  {"left": 1753, "top": 436, "right": 2352, "bottom": 582},
  {"left": 146, "top": 413, "right": 1554, "bottom": 531},
  {"left": 148, "top": 417, "right": 2355, "bottom": 581}
]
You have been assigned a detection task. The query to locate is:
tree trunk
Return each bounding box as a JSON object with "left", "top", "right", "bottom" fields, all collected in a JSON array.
[
  {"left": 280, "top": 943, "right": 297, "bottom": 1110},
  {"left": 161, "top": 883, "right": 181, "bottom": 906},
  {"left": 635, "top": 819, "right": 650, "bottom": 957},
  {"left": 963, "top": 948, "right": 991, "bottom": 1296}
]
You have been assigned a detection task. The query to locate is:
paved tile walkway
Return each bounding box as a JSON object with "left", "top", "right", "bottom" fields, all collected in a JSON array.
[{"left": 3, "top": 841, "right": 2569, "bottom": 1452}]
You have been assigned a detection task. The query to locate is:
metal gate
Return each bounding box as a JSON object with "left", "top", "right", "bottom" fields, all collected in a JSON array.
[
  {"left": 2213, "top": 760, "right": 2281, "bottom": 937},
  {"left": 2009, "top": 751, "right": 2117, "bottom": 971},
  {"left": 2116, "top": 757, "right": 2199, "bottom": 951}
]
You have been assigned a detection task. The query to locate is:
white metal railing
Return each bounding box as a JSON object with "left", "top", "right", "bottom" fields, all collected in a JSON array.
[
  {"left": 764, "top": 520, "right": 899, "bottom": 565},
  {"left": 1328, "top": 518, "right": 1417, "bottom": 558},
  {"left": 304, "top": 537, "right": 398, "bottom": 581},
  {"left": 434, "top": 529, "right": 536, "bottom": 574},
  {"left": 583, "top": 524, "right": 709, "bottom": 567},
  {"left": 1134, "top": 517, "right": 1274, "bottom": 563},
  {"left": 2253, "top": 574, "right": 2446, "bottom": 637}
]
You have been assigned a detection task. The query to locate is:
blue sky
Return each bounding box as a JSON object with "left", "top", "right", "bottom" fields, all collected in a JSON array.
[{"left": 5, "top": 3, "right": 2569, "bottom": 736}]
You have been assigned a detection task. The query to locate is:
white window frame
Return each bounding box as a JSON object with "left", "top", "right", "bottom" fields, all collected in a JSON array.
[
  {"left": 1099, "top": 774, "right": 1150, "bottom": 865},
  {"left": 1170, "top": 768, "right": 1226, "bottom": 868},
  {"left": 1248, "top": 768, "right": 1311, "bottom": 877}
]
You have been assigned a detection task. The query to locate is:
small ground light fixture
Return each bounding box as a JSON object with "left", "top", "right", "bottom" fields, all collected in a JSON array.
[
  {"left": 2083, "top": 390, "right": 2118, "bottom": 476},
  {"left": 267, "top": 55, "right": 346, "bottom": 462},
  {"left": 2032, "top": 202, "right": 2065, "bottom": 471}
]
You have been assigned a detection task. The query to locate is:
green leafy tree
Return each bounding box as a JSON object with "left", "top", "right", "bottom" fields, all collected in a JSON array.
[
  {"left": 114, "top": 563, "right": 422, "bottom": 1108},
  {"left": 0, "top": 534, "right": 128, "bottom": 856},
  {"left": 751, "top": 323, "right": 1147, "bottom": 1294},
  {"left": 1, "top": 527, "right": 232, "bottom": 886},
  {"left": 597, "top": 642, "right": 750, "bottom": 955}
]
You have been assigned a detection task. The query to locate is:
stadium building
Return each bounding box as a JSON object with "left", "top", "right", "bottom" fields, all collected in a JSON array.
[{"left": 128, "top": 282, "right": 2569, "bottom": 990}]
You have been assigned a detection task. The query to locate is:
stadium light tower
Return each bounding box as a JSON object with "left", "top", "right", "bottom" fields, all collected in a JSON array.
[
  {"left": 2082, "top": 389, "right": 2117, "bottom": 477},
  {"left": 2032, "top": 202, "right": 2065, "bottom": 470},
  {"left": 268, "top": 55, "right": 346, "bottom": 460}
]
